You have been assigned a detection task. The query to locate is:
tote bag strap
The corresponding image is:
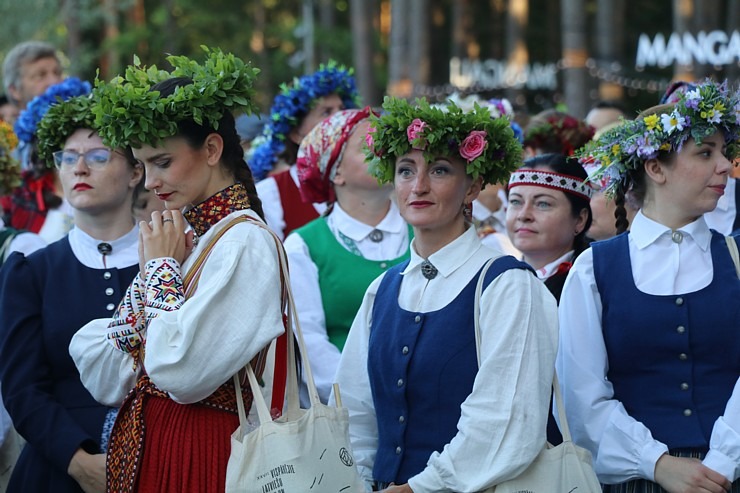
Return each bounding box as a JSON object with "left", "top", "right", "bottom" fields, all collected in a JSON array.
[
  {"left": 725, "top": 236, "right": 740, "bottom": 278},
  {"left": 473, "top": 257, "right": 575, "bottom": 442},
  {"left": 233, "top": 218, "right": 326, "bottom": 437}
]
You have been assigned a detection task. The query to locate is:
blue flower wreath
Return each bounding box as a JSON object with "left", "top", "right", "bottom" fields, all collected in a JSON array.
[
  {"left": 13, "top": 77, "right": 92, "bottom": 144},
  {"left": 248, "top": 61, "right": 360, "bottom": 181}
]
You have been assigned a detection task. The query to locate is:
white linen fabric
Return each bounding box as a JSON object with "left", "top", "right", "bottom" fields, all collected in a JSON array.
[
  {"left": 255, "top": 166, "right": 327, "bottom": 240},
  {"left": 68, "top": 225, "right": 139, "bottom": 269},
  {"left": 557, "top": 210, "right": 740, "bottom": 484},
  {"left": 69, "top": 209, "right": 285, "bottom": 407},
  {"left": 334, "top": 226, "right": 559, "bottom": 492}
]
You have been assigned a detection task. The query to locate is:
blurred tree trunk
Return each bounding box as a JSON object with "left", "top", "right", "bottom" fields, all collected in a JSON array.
[
  {"left": 162, "top": 0, "right": 176, "bottom": 55},
  {"left": 489, "top": 0, "right": 506, "bottom": 60},
  {"left": 505, "top": 0, "right": 528, "bottom": 104},
  {"left": 350, "top": 0, "right": 380, "bottom": 104},
  {"left": 100, "top": 0, "right": 120, "bottom": 79},
  {"left": 318, "top": 0, "right": 334, "bottom": 61},
  {"left": 561, "top": 0, "right": 589, "bottom": 117},
  {"left": 546, "top": 0, "right": 560, "bottom": 67},
  {"left": 388, "top": 0, "right": 411, "bottom": 97},
  {"left": 451, "top": 0, "right": 473, "bottom": 61},
  {"left": 672, "top": 0, "right": 694, "bottom": 81},
  {"left": 64, "top": 0, "right": 81, "bottom": 75},
  {"left": 594, "top": 0, "right": 625, "bottom": 102},
  {"left": 250, "top": 1, "right": 272, "bottom": 109},
  {"left": 410, "top": 0, "right": 430, "bottom": 97},
  {"left": 728, "top": 0, "right": 740, "bottom": 82}
]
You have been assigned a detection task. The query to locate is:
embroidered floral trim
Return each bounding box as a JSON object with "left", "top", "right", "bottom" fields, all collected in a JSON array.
[
  {"left": 183, "top": 182, "right": 250, "bottom": 237},
  {"left": 145, "top": 258, "right": 184, "bottom": 312},
  {"left": 508, "top": 169, "right": 593, "bottom": 200},
  {"left": 106, "top": 275, "right": 149, "bottom": 354}
]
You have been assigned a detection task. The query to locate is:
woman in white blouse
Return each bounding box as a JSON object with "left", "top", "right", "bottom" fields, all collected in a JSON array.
[
  {"left": 69, "top": 52, "right": 284, "bottom": 492},
  {"left": 560, "top": 80, "right": 740, "bottom": 493},
  {"left": 284, "top": 108, "right": 411, "bottom": 404},
  {"left": 335, "top": 98, "right": 558, "bottom": 492}
]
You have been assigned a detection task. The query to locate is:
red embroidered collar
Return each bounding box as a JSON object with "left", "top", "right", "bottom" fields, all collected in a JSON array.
[{"left": 184, "top": 183, "right": 251, "bottom": 237}]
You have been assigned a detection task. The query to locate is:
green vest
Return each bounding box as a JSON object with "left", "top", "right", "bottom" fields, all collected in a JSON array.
[{"left": 295, "top": 217, "right": 411, "bottom": 350}]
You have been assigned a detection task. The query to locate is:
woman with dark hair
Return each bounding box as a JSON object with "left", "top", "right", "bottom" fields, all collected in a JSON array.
[
  {"left": 335, "top": 98, "right": 558, "bottom": 492},
  {"left": 0, "top": 93, "right": 143, "bottom": 492},
  {"left": 251, "top": 62, "right": 361, "bottom": 240},
  {"left": 561, "top": 79, "right": 740, "bottom": 492},
  {"left": 506, "top": 153, "right": 593, "bottom": 301},
  {"left": 69, "top": 49, "right": 285, "bottom": 492}
]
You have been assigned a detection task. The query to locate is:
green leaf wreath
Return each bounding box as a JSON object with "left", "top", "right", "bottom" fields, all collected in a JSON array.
[{"left": 92, "top": 46, "right": 260, "bottom": 149}]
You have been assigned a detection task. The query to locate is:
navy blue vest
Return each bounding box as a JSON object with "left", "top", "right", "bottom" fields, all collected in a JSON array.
[
  {"left": 593, "top": 232, "right": 740, "bottom": 450},
  {"left": 368, "top": 255, "right": 532, "bottom": 484}
]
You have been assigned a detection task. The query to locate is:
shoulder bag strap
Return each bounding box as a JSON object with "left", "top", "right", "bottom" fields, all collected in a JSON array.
[{"left": 725, "top": 236, "right": 740, "bottom": 278}]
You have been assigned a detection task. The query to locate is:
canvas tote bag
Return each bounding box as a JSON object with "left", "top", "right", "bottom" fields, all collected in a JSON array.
[
  {"left": 474, "top": 257, "right": 602, "bottom": 493},
  {"left": 225, "top": 219, "right": 364, "bottom": 493}
]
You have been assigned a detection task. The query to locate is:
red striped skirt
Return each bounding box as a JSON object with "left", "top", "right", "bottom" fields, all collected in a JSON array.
[{"left": 133, "top": 394, "right": 239, "bottom": 493}]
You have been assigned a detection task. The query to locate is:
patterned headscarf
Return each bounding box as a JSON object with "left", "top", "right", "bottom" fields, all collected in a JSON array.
[{"left": 296, "top": 107, "right": 375, "bottom": 204}]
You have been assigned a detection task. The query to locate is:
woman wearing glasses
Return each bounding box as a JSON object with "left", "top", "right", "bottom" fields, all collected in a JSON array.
[{"left": 0, "top": 94, "right": 142, "bottom": 493}]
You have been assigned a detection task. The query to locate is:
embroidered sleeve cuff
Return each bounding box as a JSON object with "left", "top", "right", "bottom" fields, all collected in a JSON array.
[
  {"left": 106, "top": 274, "right": 147, "bottom": 353},
  {"left": 144, "top": 257, "right": 185, "bottom": 313}
]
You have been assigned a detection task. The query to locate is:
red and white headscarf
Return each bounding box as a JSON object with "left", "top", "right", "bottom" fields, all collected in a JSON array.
[{"left": 296, "top": 107, "right": 376, "bottom": 204}]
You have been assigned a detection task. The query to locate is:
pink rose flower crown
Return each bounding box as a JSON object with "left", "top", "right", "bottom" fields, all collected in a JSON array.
[{"left": 364, "top": 97, "right": 523, "bottom": 186}]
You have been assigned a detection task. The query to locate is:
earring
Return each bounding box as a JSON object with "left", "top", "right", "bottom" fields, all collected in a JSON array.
[{"left": 463, "top": 203, "right": 473, "bottom": 221}]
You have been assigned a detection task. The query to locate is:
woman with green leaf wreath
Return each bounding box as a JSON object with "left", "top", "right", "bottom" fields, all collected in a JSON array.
[
  {"left": 69, "top": 48, "right": 285, "bottom": 493},
  {"left": 333, "top": 98, "right": 558, "bottom": 492},
  {"left": 0, "top": 92, "right": 143, "bottom": 493},
  {"left": 251, "top": 62, "right": 361, "bottom": 240},
  {"left": 559, "top": 79, "right": 740, "bottom": 492}
]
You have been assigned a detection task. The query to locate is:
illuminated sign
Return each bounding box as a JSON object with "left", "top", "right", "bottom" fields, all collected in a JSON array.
[
  {"left": 449, "top": 57, "right": 558, "bottom": 90},
  {"left": 636, "top": 30, "right": 740, "bottom": 68}
]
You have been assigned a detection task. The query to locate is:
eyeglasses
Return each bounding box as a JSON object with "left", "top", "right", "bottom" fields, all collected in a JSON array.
[{"left": 52, "top": 148, "right": 115, "bottom": 170}]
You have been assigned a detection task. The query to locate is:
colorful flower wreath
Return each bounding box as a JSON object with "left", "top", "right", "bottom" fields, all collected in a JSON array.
[
  {"left": 577, "top": 79, "right": 740, "bottom": 197},
  {"left": 13, "top": 77, "right": 92, "bottom": 144},
  {"left": 36, "top": 95, "right": 96, "bottom": 169},
  {"left": 92, "top": 46, "right": 260, "bottom": 149},
  {"left": 0, "top": 121, "right": 21, "bottom": 195},
  {"left": 523, "top": 111, "right": 594, "bottom": 156},
  {"left": 248, "top": 61, "right": 360, "bottom": 181},
  {"left": 364, "top": 97, "right": 523, "bottom": 186}
]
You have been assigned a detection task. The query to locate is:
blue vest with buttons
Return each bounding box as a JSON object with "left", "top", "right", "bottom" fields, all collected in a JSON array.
[
  {"left": 593, "top": 232, "right": 740, "bottom": 450},
  {"left": 368, "top": 255, "right": 533, "bottom": 484}
]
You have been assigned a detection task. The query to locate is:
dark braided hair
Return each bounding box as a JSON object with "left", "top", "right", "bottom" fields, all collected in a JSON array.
[
  {"left": 613, "top": 189, "right": 630, "bottom": 235},
  {"left": 514, "top": 153, "right": 593, "bottom": 256},
  {"left": 149, "top": 77, "right": 265, "bottom": 221}
]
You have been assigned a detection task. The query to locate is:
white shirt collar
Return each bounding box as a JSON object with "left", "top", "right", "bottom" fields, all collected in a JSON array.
[
  {"left": 631, "top": 210, "right": 712, "bottom": 252},
  {"left": 532, "top": 250, "right": 574, "bottom": 281},
  {"left": 329, "top": 201, "right": 405, "bottom": 242},
  {"left": 403, "top": 226, "right": 481, "bottom": 279}
]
